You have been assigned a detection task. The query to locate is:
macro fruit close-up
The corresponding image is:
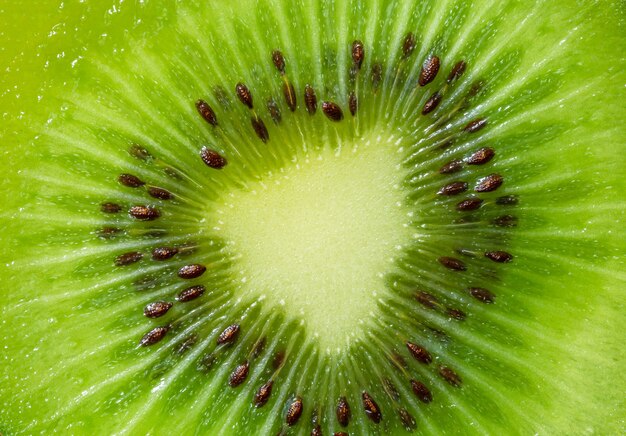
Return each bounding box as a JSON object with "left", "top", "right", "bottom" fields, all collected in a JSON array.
[{"left": 1, "top": 0, "right": 624, "bottom": 434}]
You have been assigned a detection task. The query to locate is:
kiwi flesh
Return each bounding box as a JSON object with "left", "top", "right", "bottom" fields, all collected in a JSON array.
[{"left": 0, "top": 0, "right": 625, "bottom": 434}]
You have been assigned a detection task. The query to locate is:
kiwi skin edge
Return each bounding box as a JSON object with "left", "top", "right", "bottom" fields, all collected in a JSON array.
[{"left": 0, "top": 0, "right": 625, "bottom": 435}]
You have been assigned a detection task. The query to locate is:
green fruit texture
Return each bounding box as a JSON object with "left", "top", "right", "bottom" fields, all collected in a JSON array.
[{"left": 0, "top": 0, "right": 624, "bottom": 434}]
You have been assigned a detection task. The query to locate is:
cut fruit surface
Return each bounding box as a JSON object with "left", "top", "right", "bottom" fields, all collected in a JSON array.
[
  {"left": 0, "top": 0, "right": 625, "bottom": 435},
  {"left": 219, "top": 143, "right": 412, "bottom": 350}
]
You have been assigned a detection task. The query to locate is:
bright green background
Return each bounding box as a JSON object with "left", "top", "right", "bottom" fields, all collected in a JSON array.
[{"left": 1, "top": 1, "right": 625, "bottom": 434}]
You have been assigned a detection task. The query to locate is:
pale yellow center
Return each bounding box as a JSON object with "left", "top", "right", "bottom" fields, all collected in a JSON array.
[{"left": 218, "top": 140, "right": 411, "bottom": 351}]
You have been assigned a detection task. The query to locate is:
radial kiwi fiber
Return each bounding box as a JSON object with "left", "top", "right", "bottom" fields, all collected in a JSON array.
[{"left": 0, "top": 0, "right": 624, "bottom": 435}]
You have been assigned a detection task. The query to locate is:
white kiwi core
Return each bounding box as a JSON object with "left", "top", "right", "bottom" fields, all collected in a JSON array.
[{"left": 218, "top": 138, "right": 412, "bottom": 351}]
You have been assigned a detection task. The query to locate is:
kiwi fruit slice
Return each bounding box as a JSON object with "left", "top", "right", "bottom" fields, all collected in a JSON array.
[{"left": 1, "top": 0, "right": 624, "bottom": 434}]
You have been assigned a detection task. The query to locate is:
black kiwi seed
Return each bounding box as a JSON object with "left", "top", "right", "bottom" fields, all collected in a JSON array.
[
  {"left": 140, "top": 325, "right": 170, "bottom": 346},
  {"left": 468, "top": 80, "right": 485, "bottom": 98},
  {"left": 398, "top": 408, "right": 417, "bottom": 431},
  {"left": 349, "top": 91, "right": 357, "bottom": 116},
  {"left": 402, "top": 32, "right": 416, "bottom": 58},
  {"left": 416, "top": 291, "right": 439, "bottom": 309},
  {"left": 304, "top": 84, "right": 317, "bottom": 115},
  {"left": 267, "top": 98, "right": 282, "bottom": 124},
  {"left": 447, "top": 308, "right": 467, "bottom": 320},
  {"left": 129, "top": 144, "right": 152, "bottom": 161},
  {"left": 272, "top": 350, "right": 286, "bottom": 369},
  {"left": 439, "top": 366, "right": 462, "bottom": 387},
  {"left": 195, "top": 99, "right": 218, "bottom": 126},
  {"left": 463, "top": 118, "right": 488, "bottom": 133},
  {"left": 418, "top": 56, "right": 440, "bottom": 86},
  {"left": 228, "top": 361, "right": 250, "bottom": 387},
  {"left": 235, "top": 82, "right": 253, "bottom": 109},
  {"left": 251, "top": 116, "right": 270, "bottom": 142},
  {"left": 152, "top": 246, "right": 179, "bottom": 261},
  {"left": 466, "top": 147, "right": 495, "bottom": 165},
  {"left": 200, "top": 147, "right": 227, "bottom": 169},
  {"left": 496, "top": 195, "right": 519, "bottom": 205},
  {"left": 254, "top": 380, "right": 273, "bottom": 407},
  {"left": 351, "top": 40, "right": 364, "bottom": 69},
  {"left": 147, "top": 186, "right": 173, "bottom": 200},
  {"left": 217, "top": 324, "right": 240, "bottom": 345},
  {"left": 176, "top": 285, "right": 206, "bottom": 302},
  {"left": 322, "top": 101, "right": 344, "bottom": 122},
  {"left": 456, "top": 198, "right": 483, "bottom": 211},
  {"left": 129, "top": 205, "right": 161, "bottom": 220},
  {"left": 247, "top": 338, "right": 265, "bottom": 360},
  {"left": 447, "top": 60, "right": 467, "bottom": 84},
  {"left": 286, "top": 396, "right": 304, "bottom": 426},
  {"left": 361, "top": 391, "right": 382, "bottom": 423},
  {"left": 143, "top": 301, "right": 173, "bottom": 318},
  {"left": 439, "top": 159, "right": 463, "bottom": 174},
  {"left": 312, "top": 426, "right": 323, "bottom": 436},
  {"left": 101, "top": 202, "right": 122, "bottom": 213},
  {"left": 410, "top": 379, "right": 433, "bottom": 403},
  {"left": 177, "top": 264, "right": 206, "bottom": 279},
  {"left": 118, "top": 173, "right": 145, "bottom": 188},
  {"left": 492, "top": 214, "right": 518, "bottom": 227},
  {"left": 438, "top": 181, "right": 468, "bottom": 196},
  {"left": 334, "top": 432, "right": 347, "bottom": 436},
  {"left": 282, "top": 81, "right": 297, "bottom": 111},
  {"left": 485, "top": 250, "right": 513, "bottom": 263},
  {"left": 406, "top": 341, "right": 432, "bottom": 364},
  {"left": 272, "top": 49, "right": 285, "bottom": 74},
  {"left": 469, "top": 287, "right": 495, "bottom": 303},
  {"left": 371, "top": 62, "right": 382, "bottom": 91},
  {"left": 336, "top": 396, "right": 351, "bottom": 427},
  {"left": 422, "top": 91, "right": 442, "bottom": 115},
  {"left": 114, "top": 251, "right": 143, "bottom": 266},
  {"left": 475, "top": 173, "right": 503, "bottom": 192},
  {"left": 438, "top": 256, "right": 467, "bottom": 271}
]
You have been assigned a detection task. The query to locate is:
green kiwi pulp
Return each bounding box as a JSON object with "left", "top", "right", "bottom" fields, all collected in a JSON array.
[{"left": 1, "top": 0, "right": 624, "bottom": 434}]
